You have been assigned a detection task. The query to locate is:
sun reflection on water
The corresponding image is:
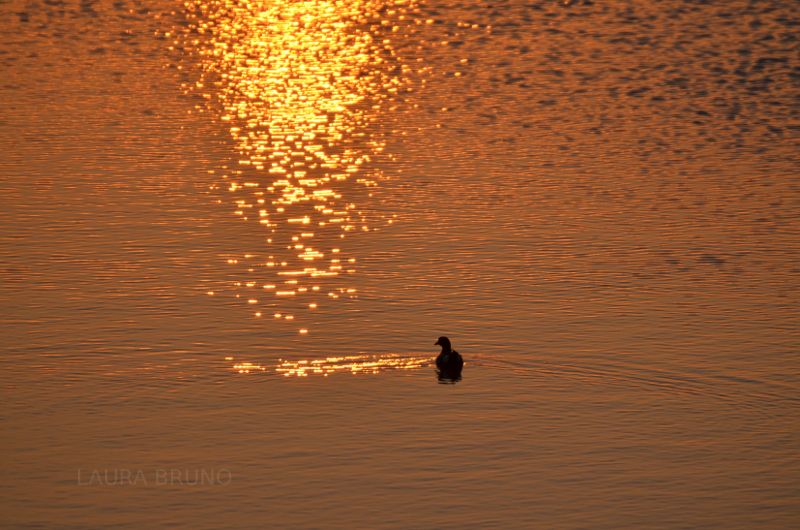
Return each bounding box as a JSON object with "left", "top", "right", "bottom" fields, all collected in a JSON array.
[
  {"left": 232, "top": 361, "right": 267, "bottom": 374},
  {"left": 227, "top": 354, "right": 431, "bottom": 377},
  {"left": 179, "top": 0, "right": 416, "bottom": 332},
  {"left": 276, "top": 354, "right": 431, "bottom": 377}
]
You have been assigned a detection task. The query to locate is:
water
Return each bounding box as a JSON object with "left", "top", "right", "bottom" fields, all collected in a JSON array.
[{"left": 1, "top": 0, "right": 798, "bottom": 527}]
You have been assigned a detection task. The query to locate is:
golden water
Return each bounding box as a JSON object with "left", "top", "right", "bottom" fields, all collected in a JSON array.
[{"left": 1, "top": 0, "right": 798, "bottom": 528}]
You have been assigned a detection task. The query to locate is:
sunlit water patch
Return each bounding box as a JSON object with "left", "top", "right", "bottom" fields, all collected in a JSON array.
[
  {"left": 277, "top": 353, "right": 431, "bottom": 376},
  {"left": 175, "top": 0, "right": 417, "bottom": 334},
  {"left": 223, "top": 353, "right": 432, "bottom": 376}
]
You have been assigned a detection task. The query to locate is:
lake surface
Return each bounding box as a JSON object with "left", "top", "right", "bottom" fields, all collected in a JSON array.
[{"left": 1, "top": 0, "right": 798, "bottom": 528}]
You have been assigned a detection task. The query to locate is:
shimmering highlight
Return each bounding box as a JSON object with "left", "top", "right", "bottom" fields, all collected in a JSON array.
[
  {"left": 180, "top": 0, "right": 412, "bottom": 332},
  {"left": 276, "top": 354, "right": 431, "bottom": 377}
]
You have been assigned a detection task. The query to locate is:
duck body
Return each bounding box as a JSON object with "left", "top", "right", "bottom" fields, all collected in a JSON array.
[
  {"left": 435, "top": 349, "right": 463, "bottom": 372},
  {"left": 435, "top": 336, "right": 464, "bottom": 374}
]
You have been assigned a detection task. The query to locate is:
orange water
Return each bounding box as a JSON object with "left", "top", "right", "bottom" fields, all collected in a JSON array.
[{"left": 1, "top": 0, "right": 798, "bottom": 528}]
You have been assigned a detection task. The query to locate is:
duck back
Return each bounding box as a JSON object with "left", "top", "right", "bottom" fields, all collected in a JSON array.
[{"left": 436, "top": 350, "right": 463, "bottom": 371}]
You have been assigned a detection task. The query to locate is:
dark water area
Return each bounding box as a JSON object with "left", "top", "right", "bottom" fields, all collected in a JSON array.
[{"left": 1, "top": 0, "right": 798, "bottom": 528}]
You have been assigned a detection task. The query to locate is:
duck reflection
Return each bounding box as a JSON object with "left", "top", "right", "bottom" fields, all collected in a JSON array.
[{"left": 436, "top": 371, "right": 462, "bottom": 384}]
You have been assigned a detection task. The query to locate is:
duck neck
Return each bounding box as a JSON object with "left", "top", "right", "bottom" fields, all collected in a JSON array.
[{"left": 440, "top": 345, "right": 452, "bottom": 355}]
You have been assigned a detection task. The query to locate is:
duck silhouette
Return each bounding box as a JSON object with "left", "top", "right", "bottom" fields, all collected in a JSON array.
[{"left": 435, "top": 336, "right": 463, "bottom": 381}]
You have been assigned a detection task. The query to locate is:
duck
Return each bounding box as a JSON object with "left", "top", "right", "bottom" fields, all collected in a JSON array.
[{"left": 435, "top": 336, "right": 464, "bottom": 374}]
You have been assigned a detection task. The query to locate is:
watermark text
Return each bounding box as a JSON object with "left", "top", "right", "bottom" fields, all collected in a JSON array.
[{"left": 77, "top": 468, "right": 232, "bottom": 486}]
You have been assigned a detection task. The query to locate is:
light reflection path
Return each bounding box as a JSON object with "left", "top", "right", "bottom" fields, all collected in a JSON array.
[
  {"left": 179, "top": 0, "right": 416, "bottom": 333},
  {"left": 229, "top": 354, "right": 433, "bottom": 376}
]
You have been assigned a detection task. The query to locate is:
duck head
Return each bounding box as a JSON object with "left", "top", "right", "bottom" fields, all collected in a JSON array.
[{"left": 435, "top": 336, "right": 452, "bottom": 352}]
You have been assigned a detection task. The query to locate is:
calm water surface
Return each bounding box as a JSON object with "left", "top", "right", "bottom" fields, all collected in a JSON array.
[{"left": 1, "top": 0, "right": 798, "bottom": 528}]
